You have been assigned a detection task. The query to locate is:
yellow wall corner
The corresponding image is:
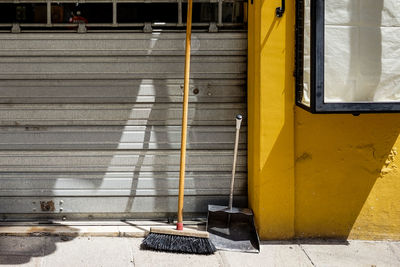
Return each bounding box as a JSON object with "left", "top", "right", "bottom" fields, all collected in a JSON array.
[
  {"left": 248, "top": 0, "right": 296, "bottom": 240},
  {"left": 248, "top": 0, "right": 400, "bottom": 240}
]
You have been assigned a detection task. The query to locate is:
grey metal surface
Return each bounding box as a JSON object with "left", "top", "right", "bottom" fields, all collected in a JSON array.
[
  {"left": 0, "top": 32, "right": 247, "bottom": 220},
  {"left": 0, "top": 126, "right": 247, "bottom": 150},
  {"left": 0, "top": 197, "right": 248, "bottom": 215},
  {"left": 0, "top": 150, "right": 247, "bottom": 172},
  {"left": 0, "top": 33, "right": 246, "bottom": 56},
  {"left": 0, "top": 103, "right": 246, "bottom": 126},
  {"left": 0, "top": 172, "right": 247, "bottom": 194},
  {"left": 0, "top": 80, "right": 245, "bottom": 103}
]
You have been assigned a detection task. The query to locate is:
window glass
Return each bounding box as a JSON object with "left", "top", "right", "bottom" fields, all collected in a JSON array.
[
  {"left": 118, "top": 3, "right": 178, "bottom": 23},
  {"left": 60, "top": 3, "right": 112, "bottom": 23},
  {"left": 183, "top": 3, "right": 218, "bottom": 23}
]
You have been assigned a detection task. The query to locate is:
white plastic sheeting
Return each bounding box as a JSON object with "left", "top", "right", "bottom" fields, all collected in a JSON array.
[{"left": 303, "top": 0, "right": 400, "bottom": 104}]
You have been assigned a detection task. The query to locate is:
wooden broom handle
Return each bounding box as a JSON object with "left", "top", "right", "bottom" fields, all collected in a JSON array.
[{"left": 177, "top": 0, "right": 193, "bottom": 230}]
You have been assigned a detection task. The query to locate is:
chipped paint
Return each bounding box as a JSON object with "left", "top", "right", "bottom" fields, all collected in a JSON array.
[
  {"left": 380, "top": 148, "right": 398, "bottom": 177},
  {"left": 296, "top": 152, "right": 312, "bottom": 162}
]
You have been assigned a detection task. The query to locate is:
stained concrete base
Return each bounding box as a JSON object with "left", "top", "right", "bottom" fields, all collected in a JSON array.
[{"left": 0, "top": 237, "right": 399, "bottom": 267}]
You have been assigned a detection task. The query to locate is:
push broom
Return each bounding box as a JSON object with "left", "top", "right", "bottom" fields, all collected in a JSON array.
[{"left": 141, "top": 0, "right": 216, "bottom": 254}]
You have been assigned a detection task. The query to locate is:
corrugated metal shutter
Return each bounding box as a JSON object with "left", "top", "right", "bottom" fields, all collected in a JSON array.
[{"left": 0, "top": 32, "right": 247, "bottom": 220}]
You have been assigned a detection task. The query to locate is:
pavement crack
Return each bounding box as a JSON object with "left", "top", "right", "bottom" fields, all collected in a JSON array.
[
  {"left": 125, "top": 238, "right": 135, "bottom": 266},
  {"left": 216, "top": 251, "right": 230, "bottom": 267},
  {"left": 299, "top": 244, "right": 316, "bottom": 266}
]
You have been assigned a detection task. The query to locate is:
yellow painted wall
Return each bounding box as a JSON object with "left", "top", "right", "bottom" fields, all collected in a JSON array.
[
  {"left": 248, "top": 0, "right": 400, "bottom": 240},
  {"left": 247, "top": 0, "right": 295, "bottom": 239},
  {"left": 295, "top": 110, "right": 400, "bottom": 240}
]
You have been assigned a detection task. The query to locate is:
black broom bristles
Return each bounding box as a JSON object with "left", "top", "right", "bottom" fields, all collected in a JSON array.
[{"left": 141, "top": 233, "right": 216, "bottom": 255}]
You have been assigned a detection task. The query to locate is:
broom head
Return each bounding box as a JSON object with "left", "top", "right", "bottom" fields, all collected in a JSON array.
[{"left": 141, "top": 227, "right": 216, "bottom": 254}]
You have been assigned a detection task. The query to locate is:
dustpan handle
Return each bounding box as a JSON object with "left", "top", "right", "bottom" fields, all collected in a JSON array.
[{"left": 229, "top": 114, "right": 242, "bottom": 210}]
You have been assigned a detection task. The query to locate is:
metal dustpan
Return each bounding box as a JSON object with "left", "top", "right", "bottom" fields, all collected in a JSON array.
[
  {"left": 207, "top": 205, "right": 260, "bottom": 253},
  {"left": 206, "top": 115, "right": 260, "bottom": 253}
]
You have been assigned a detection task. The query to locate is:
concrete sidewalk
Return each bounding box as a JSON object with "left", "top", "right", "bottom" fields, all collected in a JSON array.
[{"left": 0, "top": 236, "right": 399, "bottom": 267}]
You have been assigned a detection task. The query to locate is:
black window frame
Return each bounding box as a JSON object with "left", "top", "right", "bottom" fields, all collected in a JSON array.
[{"left": 295, "top": 0, "right": 400, "bottom": 114}]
